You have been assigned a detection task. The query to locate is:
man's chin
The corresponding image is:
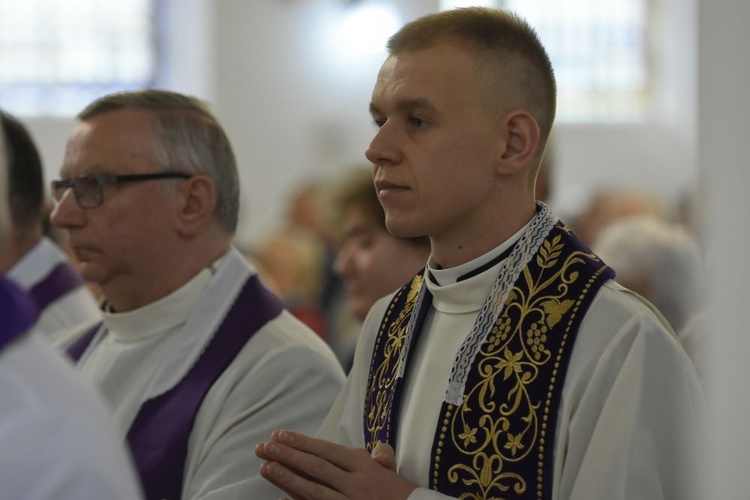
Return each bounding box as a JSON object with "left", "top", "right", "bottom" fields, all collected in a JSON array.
[{"left": 384, "top": 219, "right": 421, "bottom": 239}]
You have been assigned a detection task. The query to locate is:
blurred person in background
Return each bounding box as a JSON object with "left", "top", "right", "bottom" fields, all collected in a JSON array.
[
  {"left": 252, "top": 227, "right": 329, "bottom": 338},
  {"left": 0, "top": 111, "right": 100, "bottom": 340},
  {"left": 0, "top": 109, "right": 143, "bottom": 500},
  {"left": 572, "top": 189, "right": 666, "bottom": 247},
  {"left": 283, "top": 179, "right": 346, "bottom": 344},
  {"left": 325, "top": 166, "right": 430, "bottom": 370},
  {"left": 594, "top": 214, "right": 710, "bottom": 390}
]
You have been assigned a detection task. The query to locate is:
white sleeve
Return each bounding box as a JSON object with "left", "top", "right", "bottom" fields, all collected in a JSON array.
[
  {"left": 554, "top": 285, "right": 708, "bottom": 500},
  {"left": 316, "top": 296, "right": 390, "bottom": 447},
  {"left": 182, "top": 335, "right": 346, "bottom": 500}
]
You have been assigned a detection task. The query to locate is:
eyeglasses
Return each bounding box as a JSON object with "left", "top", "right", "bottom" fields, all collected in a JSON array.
[{"left": 51, "top": 172, "right": 192, "bottom": 209}]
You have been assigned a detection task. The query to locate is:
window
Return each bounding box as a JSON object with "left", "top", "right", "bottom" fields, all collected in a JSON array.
[
  {"left": 0, "top": 0, "right": 158, "bottom": 117},
  {"left": 441, "top": 0, "right": 652, "bottom": 121},
  {"left": 504, "top": 0, "right": 651, "bottom": 121}
]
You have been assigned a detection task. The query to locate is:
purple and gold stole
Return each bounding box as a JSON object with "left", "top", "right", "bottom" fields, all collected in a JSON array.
[
  {"left": 364, "top": 209, "right": 614, "bottom": 499},
  {"left": 0, "top": 276, "right": 39, "bottom": 352},
  {"left": 68, "top": 274, "right": 284, "bottom": 500}
]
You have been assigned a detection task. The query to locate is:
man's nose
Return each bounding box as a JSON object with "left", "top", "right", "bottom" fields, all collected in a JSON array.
[
  {"left": 365, "top": 121, "right": 402, "bottom": 167},
  {"left": 50, "top": 188, "right": 84, "bottom": 228}
]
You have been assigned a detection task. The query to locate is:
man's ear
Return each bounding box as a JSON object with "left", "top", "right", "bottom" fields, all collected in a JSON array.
[
  {"left": 496, "top": 110, "right": 540, "bottom": 175},
  {"left": 175, "top": 175, "right": 217, "bottom": 238}
]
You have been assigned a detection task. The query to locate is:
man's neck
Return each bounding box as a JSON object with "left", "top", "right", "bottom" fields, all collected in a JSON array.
[
  {"left": 101, "top": 244, "right": 231, "bottom": 313},
  {"left": 430, "top": 202, "right": 537, "bottom": 269}
]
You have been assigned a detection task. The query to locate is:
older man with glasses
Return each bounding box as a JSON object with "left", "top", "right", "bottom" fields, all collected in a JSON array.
[{"left": 50, "top": 89, "right": 345, "bottom": 500}]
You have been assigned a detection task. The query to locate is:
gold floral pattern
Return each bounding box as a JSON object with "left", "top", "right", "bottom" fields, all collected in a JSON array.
[
  {"left": 364, "top": 273, "right": 424, "bottom": 451},
  {"left": 433, "top": 227, "right": 611, "bottom": 499},
  {"left": 364, "top": 220, "right": 614, "bottom": 500}
]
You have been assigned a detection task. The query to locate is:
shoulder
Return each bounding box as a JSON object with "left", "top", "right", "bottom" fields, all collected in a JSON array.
[
  {"left": 252, "top": 311, "right": 342, "bottom": 364},
  {"left": 0, "top": 335, "right": 142, "bottom": 499},
  {"left": 583, "top": 279, "right": 680, "bottom": 345},
  {"left": 0, "top": 412, "right": 142, "bottom": 500},
  {"left": 214, "top": 310, "right": 345, "bottom": 390},
  {"left": 564, "top": 279, "right": 699, "bottom": 399},
  {"left": 35, "top": 288, "right": 101, "bottom": 339},
  {"left": 0, "top": 409, "right": 141, "bottom": 499},
  {"left": 1, "top": 333, "right": 115, "bottom": 427}
]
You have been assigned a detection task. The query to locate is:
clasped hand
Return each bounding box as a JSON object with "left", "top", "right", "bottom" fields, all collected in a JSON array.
[{"left": 255, "top": 430, "right": 419, "bottom": 500}]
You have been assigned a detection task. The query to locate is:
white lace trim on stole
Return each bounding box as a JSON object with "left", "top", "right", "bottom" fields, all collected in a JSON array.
[{"left": 392, "top": 202, "right": 558, "bottom": 406}]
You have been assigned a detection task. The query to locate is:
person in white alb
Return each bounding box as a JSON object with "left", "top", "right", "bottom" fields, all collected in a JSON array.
[
  {"left": 0, "top": 109, "right": 143, "bottom": 500},
  {"left": 50, "top": 89, "right": 345, "bottom": 500},
  {"left": 0, "top": 111, "right": 100, "bottom": 341},
  {"left": 256, "top": 7, "right": 708, "bottom": 500}
]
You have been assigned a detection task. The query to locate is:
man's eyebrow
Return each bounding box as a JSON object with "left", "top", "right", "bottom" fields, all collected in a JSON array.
[
  {"left": 58, "top": 164, "right": 106, "bottom": 178},
  {"left": 369, "top": 98, "right": 437, "bottom": 116},
  {"left": 398, "top": 97, "right": 436, "bottom": 113}
]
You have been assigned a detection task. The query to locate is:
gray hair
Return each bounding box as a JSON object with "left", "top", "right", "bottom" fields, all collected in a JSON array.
[
  {"left": 79, "top": 89, "right": 240, "bottom": 233},
  {"left": 594, "top": 215, "right": 706, "bottom": 333}
]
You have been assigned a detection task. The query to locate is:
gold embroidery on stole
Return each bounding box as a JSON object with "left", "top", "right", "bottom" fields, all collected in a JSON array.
[
  {"left": 365, "top": 274, "right": 423, "bottom": 449},
  {"left": 364, "top": 218, "right": 611, "bottom": 500},
  {"left": 433, "top": 232, "right": 609, "bottom": 499}
]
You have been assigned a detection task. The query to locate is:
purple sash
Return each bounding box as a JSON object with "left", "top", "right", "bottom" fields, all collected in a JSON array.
[
  {"left": 67, "top": 321, "right": 100, "bottom": 361},
  {"left": 68, "top": 274, "right": 284, "bottom": 500},
  {"left": 0, "top": 276, "right": 39, "bottom": 352},
  {"left": 365, "top": 223, "right": 614, "bottom": 499},
  {"left": 27, "top": 261, "right": 85, "bottom": 311}
]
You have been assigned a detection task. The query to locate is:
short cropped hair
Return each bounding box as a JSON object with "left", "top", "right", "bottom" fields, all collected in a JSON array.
[
  {"left": 328, "top": 167, "right": 430, "bottom": 249},
  {"left": 0, "top": 111, "right": 44, "bottom": 231},
  {"left": 79, "top": 89, "right": 240, "bottom": 233},
  {"left": 387, "top": 7, "right": 557, "bottom": 148}
]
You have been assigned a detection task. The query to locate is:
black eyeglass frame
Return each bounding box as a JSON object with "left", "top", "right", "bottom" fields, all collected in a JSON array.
[{"left": 51, "top": 172, "right": 193, "bottom": 209}]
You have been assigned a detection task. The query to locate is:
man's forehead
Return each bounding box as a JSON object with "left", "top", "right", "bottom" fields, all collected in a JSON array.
[
  {"left": 58, "top": 162, "right": 108, "bottom": 177},
  {"left": 370, "top": 60, "right": 439, "bottom": 114},
  {"left": 70, "top": 109, "right": 156, "bottom": 144},
  {"left": 372, "top": 47, "right": 478, "bottom": 101},
  {"left": 61, "top": 111, "right": 158, "bottom": 175}
]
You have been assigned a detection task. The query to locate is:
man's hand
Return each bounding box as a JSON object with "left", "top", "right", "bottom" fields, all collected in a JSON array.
[
  {"left": 370, "top": 442, "right": 397, "bottom": 471},
  {"left": 255, "top": 430, "right": 419, "bottom": 500}
]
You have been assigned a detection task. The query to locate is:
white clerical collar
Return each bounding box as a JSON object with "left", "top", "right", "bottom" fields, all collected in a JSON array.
[
  {"left": 102, "top": 254, "right": 227, "bottom": 342},
  {"left": 428, "top": 221, "right": 531, "bottom": 286}
]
